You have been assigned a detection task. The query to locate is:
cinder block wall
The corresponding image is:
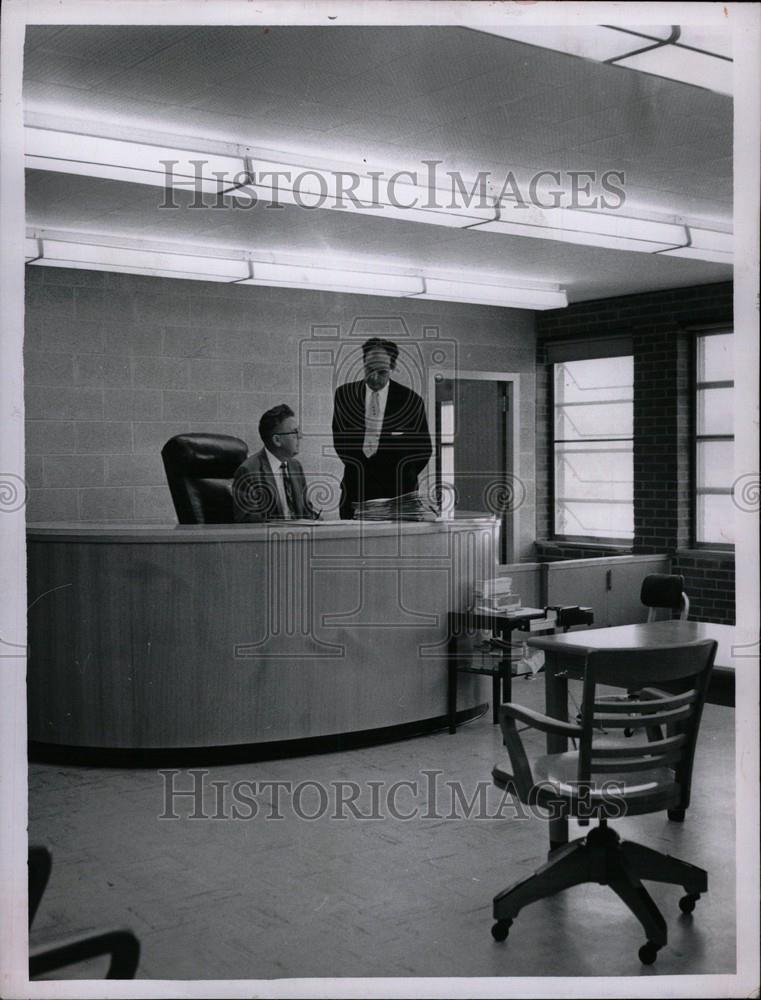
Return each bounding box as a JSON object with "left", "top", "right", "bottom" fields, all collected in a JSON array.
[
  {"left": 535, "top": 281, "right": 735, "bottom": 624},
  {"left": 24, "top": 265, "right": 537, "bottom": 557}
]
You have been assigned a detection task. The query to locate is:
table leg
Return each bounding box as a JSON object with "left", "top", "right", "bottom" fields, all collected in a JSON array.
[
  {"left": 544, "top": 650, "right": 569, "bottom": 850},
  {"left": 500, "top": 658, "right": 512, "bottom": 708},
  {"left": 499, "top": 625, "right": 513, "bottom": 707},
  {"left": 447, "top": 625, "right": 457, "bottom": 734}
]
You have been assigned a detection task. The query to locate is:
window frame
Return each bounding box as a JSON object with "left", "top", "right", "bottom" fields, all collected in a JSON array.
[
  {"left": 692, "top": 327, "right": 734, "bottom": 551},
  {"left": 551, "top": 348, "right": 634, "bottom": 546}
]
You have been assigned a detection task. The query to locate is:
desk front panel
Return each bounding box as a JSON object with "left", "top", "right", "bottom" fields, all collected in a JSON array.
[{"left": 27, "top": 519, "right": 498, "bottom": 748}]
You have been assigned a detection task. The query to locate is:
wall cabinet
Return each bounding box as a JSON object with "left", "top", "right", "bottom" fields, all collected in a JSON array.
[{"left": 545, "top": 554, "right": 671, "bottom": 627}]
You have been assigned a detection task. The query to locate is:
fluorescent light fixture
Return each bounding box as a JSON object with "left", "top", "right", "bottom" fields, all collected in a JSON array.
[
  {"left": 676, "top": 26, "right": 732, "bottom": 61},
  {"left": 24, "top": 118, "right": 733, "bottom": 263},
  {"left": 615, "top": 45, "right": 733, "bottom": 96},
  {"left": 238, "top": 262, "right": 424, "bottom": 297},
  {"left": 658, "top": 227, "right": 733, "bottom": 264},
  {"left": 411, "top": 277, "right": 567, "bottom": 311},
  {"left": 469, "top": 24, "right": 733, "bottom": 96},
  {"left": 33, "top": 238, "right": 249, "bottom": 280},
  {"left": 474, "top": 202, "right": 733, "bottom": 259},
  {"left": 469, "top": 25, "right": 673, "bottom": 63},
  {"left": 25, "top": 127, "right": 239, "bottom": 196},
  {"left": 25, "top": 122, "right": 495, "bottom": 227},
  {"left": 229, "top": 155, "right": 496, "bottom": 227},
  {"left": 26, "top": 228, "right": 567, "bottom": 310}
]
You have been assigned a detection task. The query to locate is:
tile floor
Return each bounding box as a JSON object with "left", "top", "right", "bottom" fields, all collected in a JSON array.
[{"left": 28, "top": 674, "right": 736, "bottom": 984}]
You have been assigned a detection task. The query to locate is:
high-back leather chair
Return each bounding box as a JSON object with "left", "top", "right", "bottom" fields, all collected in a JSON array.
[
  {"left": 161, "top": 433, "right": 248, "bottom": 524},
  {"left": 641, "top": 573, "right": 690, "bottom": 621}
]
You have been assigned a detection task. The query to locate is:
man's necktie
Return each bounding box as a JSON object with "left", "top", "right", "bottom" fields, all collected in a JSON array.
[
  {"left": 280, "top": 462, "right": 297, "bottom": 517},
  {"left": 363, "top": 390, "right": 381, "bottom": 457}
]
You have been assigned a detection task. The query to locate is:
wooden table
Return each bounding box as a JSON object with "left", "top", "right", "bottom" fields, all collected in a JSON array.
[{"left": 527, "top": 620, "right": 737, "bottom": 848}]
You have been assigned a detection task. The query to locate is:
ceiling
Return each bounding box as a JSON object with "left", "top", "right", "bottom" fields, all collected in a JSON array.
[{"left": 23, "top": 24, "right": 734, "bottom": 304}]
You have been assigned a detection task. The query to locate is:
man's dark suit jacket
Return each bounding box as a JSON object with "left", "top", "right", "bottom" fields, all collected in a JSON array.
[
  {"left": 232, "top": 448, "right": 316, "bottom": 522},
  {"left": 332, "top": 379, "right": 433, "bottom": 518}
]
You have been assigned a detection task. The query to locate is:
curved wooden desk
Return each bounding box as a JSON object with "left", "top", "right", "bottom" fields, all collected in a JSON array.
[{"left": 27, "top": 516, "right": 498, "bottom": 756}]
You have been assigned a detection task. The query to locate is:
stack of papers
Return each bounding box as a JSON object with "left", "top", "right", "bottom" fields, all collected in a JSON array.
[
  {"left": 473, "top": 576, "right": 521, "bottom": 613},
  {"left": 353, "top": 491, "right": 437, "bottom": 521}
]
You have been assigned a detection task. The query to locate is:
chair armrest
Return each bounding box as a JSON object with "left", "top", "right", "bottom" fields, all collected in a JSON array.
[
  {"left": 496, "top": 702, "right": 579, "bottom": 802},
  {"left": 500, "top": 703, "right": 582, "bottom": 739},
  {"left": 30, "top": 928, "right": 140, "bottom": 980}
]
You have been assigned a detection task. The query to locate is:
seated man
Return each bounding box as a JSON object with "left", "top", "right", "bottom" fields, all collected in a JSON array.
[{"left": 232, "top": 404, "right": 317, "bottom": 522}]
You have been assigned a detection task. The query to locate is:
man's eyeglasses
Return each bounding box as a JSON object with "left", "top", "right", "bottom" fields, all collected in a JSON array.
[{"left": 276, "top": 428, "right": 302, "bottom": 437}]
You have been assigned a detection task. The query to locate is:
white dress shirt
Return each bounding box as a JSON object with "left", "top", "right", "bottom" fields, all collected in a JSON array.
[
  {"left": 363, "top": 381, "right": 389, "bottom": 457},
  {"left": 264, "top": 447, "right": 292, "bottom": 518}
]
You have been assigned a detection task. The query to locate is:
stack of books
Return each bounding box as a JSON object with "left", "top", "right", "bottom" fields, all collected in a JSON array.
[
  {"left": 353, "top": 491, "right": 437, "bottom": 521},
  {"left": 472, "top": 576, "right": 521, "bottom": 615}
]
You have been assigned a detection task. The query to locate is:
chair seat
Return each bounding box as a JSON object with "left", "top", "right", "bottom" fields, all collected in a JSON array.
[{"left": 531, "top": 751, "right": 681, "bottom": 816}]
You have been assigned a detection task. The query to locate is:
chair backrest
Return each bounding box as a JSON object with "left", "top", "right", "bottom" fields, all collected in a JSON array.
[
  {"left": 641, "top": 573, "right": 690, "bottom": 622},
  {"left": 161, "top": 433, "right": 248, "bottom": 524},
  {"left": 577, "top": 639, "right": 717, "bottom": 805},
  {"left": 28, "top": 845, "right": 52, "bottom": 927}
]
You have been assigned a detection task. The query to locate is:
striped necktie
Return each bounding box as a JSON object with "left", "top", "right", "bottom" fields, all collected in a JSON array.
[
  {"left": 363, "top": 390, "right": 381, "bottom": 457},
  {"left": 280, "top": 462, "right": 297, "bottom": 517}
]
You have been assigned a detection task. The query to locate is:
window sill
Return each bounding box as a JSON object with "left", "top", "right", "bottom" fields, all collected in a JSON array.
[
  {"left": 675, "top": 548, "right": 735, "bottom": 561},
  {"left": 536, "top": 540, "right": 633, "bottom": 553}
]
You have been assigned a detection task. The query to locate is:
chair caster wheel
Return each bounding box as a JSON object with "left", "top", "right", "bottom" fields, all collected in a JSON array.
[
  {"left": 491, "top": 919, "right": 512, "bottom": 942},
  {"left": 638, "top": 941, "right": 660, "bottom": 965},
  {"left": 668, "top": 807, "right": 686, "bottom": 822},
  {"left": 679, "top": 892, "right": 700, "bottom": 914}
]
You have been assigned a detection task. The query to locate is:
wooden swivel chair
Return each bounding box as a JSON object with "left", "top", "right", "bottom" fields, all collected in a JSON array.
[
  {"left": 641, "top": 573, "right": 690, "bottom": 621},
  {"left": 29, "top": 845, "right": 140, "bottom": 979},
  {"left": 490, "top": 638, "right": 717, "bottom": 965},
  {"left": 619, "top": 574, "right": 691, "bottom": 742},
  {"left": 640, "top": 574, "right": 733, "bottom": 708}
]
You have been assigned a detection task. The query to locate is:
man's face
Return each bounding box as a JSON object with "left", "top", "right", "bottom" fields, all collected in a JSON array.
[
  {"left": 271, "top": 415, "right": 301, "bottom": 458},
  {"left": 363, "top": 348, "right": 393, "bottom": 392}
]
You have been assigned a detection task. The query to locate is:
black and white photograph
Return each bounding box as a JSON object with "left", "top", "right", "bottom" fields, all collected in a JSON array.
[{"left": 0, "top": 1, "right": 759, "bottom": 997}]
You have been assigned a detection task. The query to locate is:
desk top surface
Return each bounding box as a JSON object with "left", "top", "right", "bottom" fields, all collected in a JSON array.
[
  {"left": 527, "top": 620, "right": 737, "bottom": 669},
  {"left": 26, "top": 513, "right": 497, "bottom": 543}
]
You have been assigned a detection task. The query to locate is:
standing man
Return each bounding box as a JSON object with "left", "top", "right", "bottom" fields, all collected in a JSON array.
[
  {"left": 332, "top": 337, "right": 432, "bottom": 518},
  {"left": 232, "top": 404, "right": 317, "bottom": 522}
]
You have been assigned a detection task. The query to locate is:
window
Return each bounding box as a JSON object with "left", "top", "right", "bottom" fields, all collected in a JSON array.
[
  {"left": 695, "top": 331, "right": 734, "bottom": 547},
  {"left": 553, "top": 355, "right": 634, "bottom": 542}
]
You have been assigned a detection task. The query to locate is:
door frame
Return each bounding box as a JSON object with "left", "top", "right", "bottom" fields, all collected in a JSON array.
[{"left": 428, "top": 368, "right": 521, "bottom": 563}]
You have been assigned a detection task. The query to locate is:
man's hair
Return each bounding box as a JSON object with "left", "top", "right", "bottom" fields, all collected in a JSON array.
[
  {"left": 361, "top": 337, "right": 399, "bottom": 368},
  {"left": 259, "top": 403, "right": 295, "bottom": 445}
]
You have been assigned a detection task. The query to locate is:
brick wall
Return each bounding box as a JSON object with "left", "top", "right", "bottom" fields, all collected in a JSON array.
[
  {"left": 534, "top": 540, "right": 628, "bottom": 562},
  {"left": 24, "top": 265, "right": 537, "bottom": 557},
  {"left": 672, "top": 551, "right": 736, "bottom": 624},
  {"left": 536, "top": 281, "right": 735, "bottom": 624}
]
